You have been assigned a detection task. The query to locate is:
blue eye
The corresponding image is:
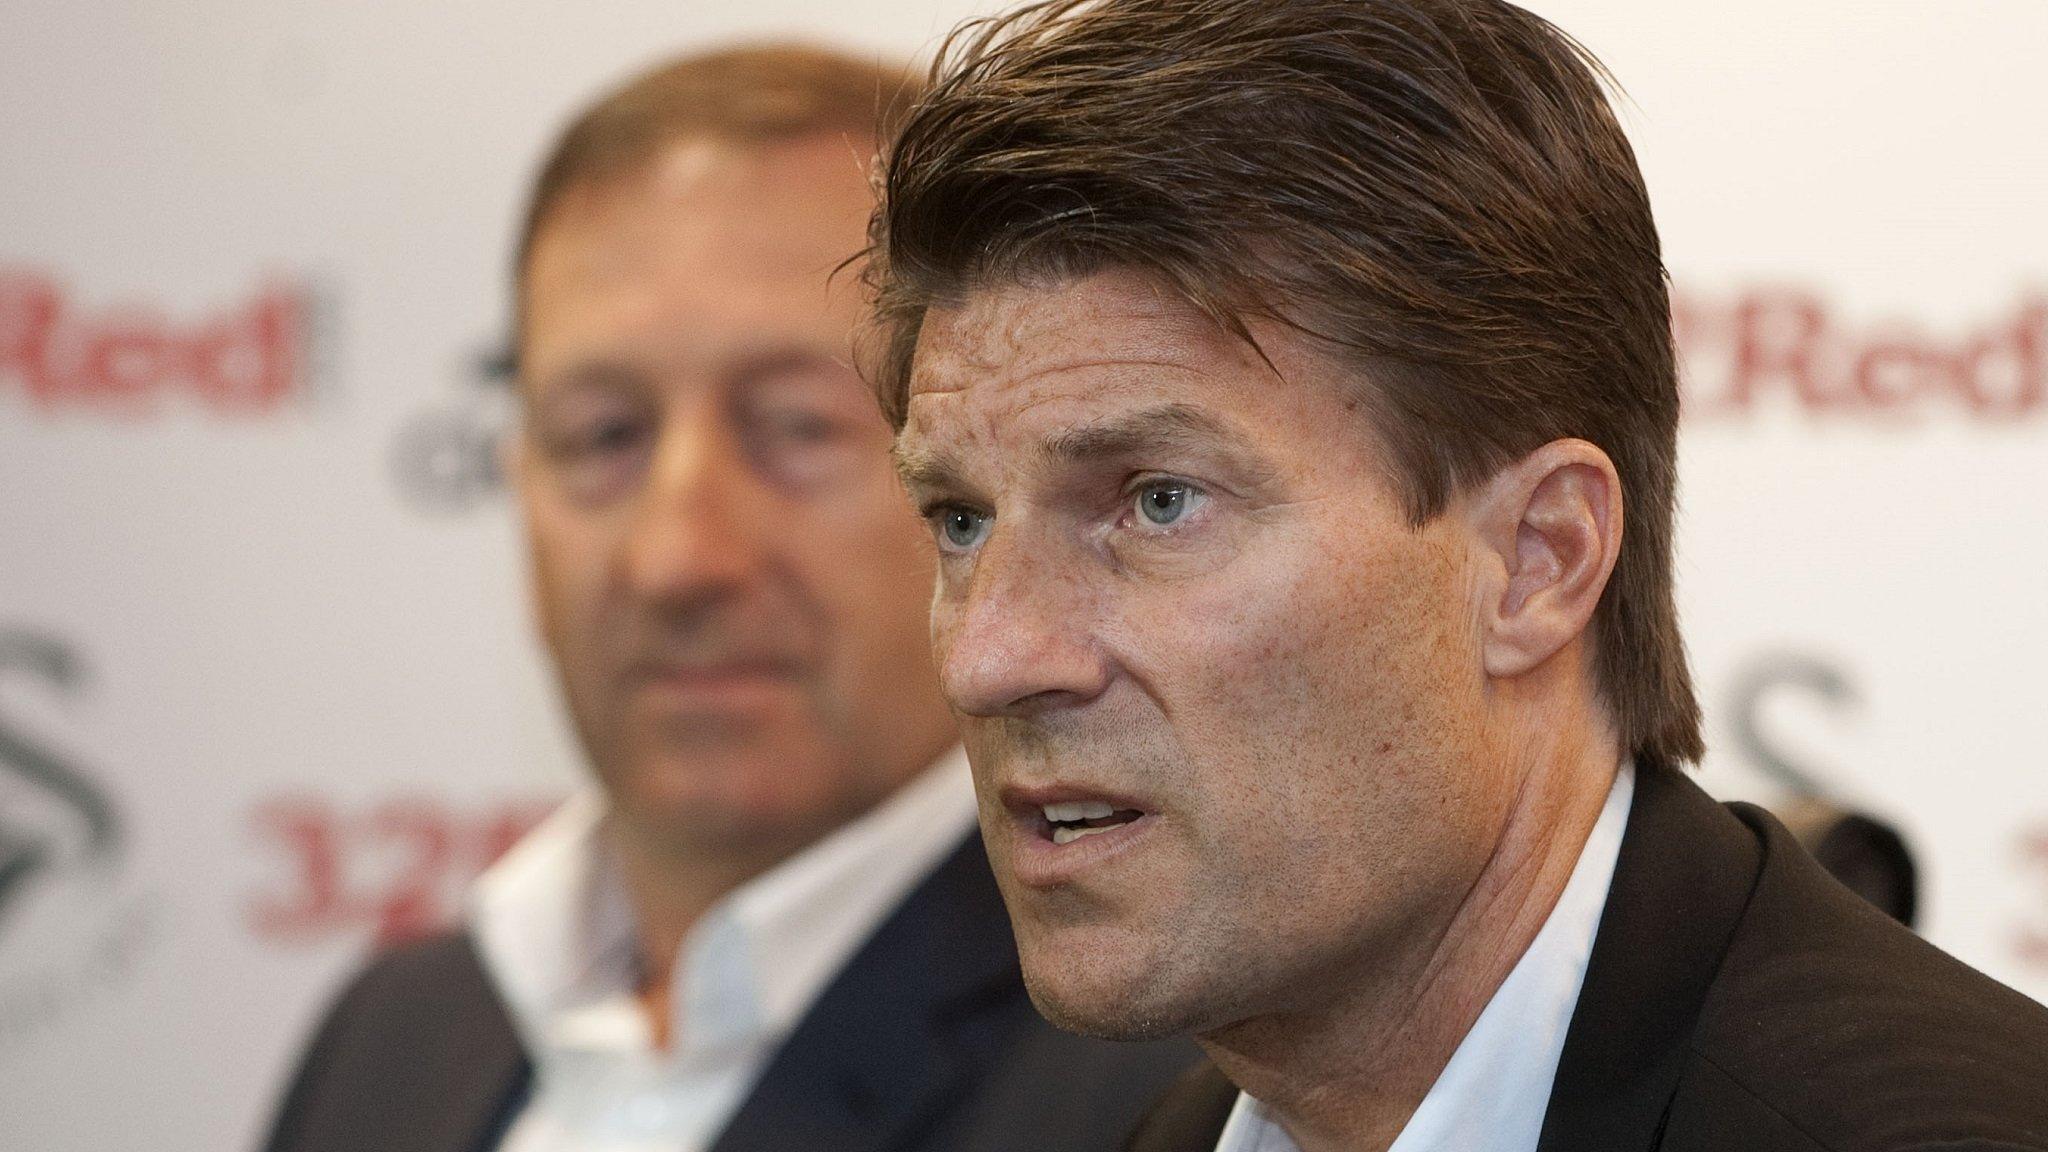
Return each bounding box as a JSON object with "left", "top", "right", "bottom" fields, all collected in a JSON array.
[
  {"left": 935, "top": 507, "right": 992, "bottom": 552},
  {"left": 1134, "top": 481, "right": 1204, "bottom": 526}
]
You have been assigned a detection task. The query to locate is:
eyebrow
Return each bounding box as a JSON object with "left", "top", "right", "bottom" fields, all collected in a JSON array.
[
  {"left": 524, "top": 358, "right": 647, "bottom": 399},
  {"left": 724, "top": 345, "right": 859, "bottom": 392},
  {"left": 891, "top": 438, "right": 968, "bottom": 497},
  {"left": 892, "top": 402, "right": 1261, "bottom": 497},
  {"left": 523, "top": 343, "right": 870, "bottom": 426},
  {"left": 1039, "top": 403, "right": 1241, "bottom": 465}
]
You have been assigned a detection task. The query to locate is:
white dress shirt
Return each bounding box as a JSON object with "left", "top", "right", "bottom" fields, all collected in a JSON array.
[
  {"left": 469, "top": 748, "right": 979, "bottom": 1152},
  {"left": 1212, "top": 762, "right": 1635, "bottom": 1152}
]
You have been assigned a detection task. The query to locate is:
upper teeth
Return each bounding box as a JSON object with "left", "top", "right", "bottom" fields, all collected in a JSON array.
[{"left": 1042, "top": 800, "right": 1116, "bottom": 823}]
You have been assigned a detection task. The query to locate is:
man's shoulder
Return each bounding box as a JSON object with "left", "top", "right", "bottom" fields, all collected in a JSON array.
[
  {"left": 317, "top": 927, "right": 508, "bottom": 1041},
  {"left": 346, "top": 927, "right": 492, "bottom": 989},
  {"left": 262, "top": 928, "right": 528, "bottom": 1152},
  {"left": 1674, "top": 802, "right": 2048, "bottom": 1152}
]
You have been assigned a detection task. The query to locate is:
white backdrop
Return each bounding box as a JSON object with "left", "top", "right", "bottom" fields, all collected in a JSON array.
[{"left": 2, "top": 2, "right": 2043, "bottom": 1149}]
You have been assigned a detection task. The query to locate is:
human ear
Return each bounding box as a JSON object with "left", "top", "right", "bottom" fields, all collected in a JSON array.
[{"left": 1469, "top": 438, "right": 1623, "bottom": 679}]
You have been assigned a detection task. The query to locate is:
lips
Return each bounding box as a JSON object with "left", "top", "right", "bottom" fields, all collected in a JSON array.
[
  {"left": 633, "top": 659, "right": 802, "bottom": 682},
  {"left": 1000, "top": 783, "right": 1157, "bottom": 887},
  {"left": 623, "top": 657, "right": 807, "bottom": 710}
]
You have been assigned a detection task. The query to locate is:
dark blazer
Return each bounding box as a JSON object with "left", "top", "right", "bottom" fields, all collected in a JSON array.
[
  {"left": 1127, "top": 764, "right": 2048, "bottom": 1152},
  {"left": 263, "top": 832, "right": 1198, "bottom": 1152}
]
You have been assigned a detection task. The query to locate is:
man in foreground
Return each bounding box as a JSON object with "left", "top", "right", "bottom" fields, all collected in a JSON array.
[
  {"left": 866, "top": 2, "right": 2048, "bottom": 1149},
  {"left": 264, "top": 44, "right": 1191, "bottom": 1152}
]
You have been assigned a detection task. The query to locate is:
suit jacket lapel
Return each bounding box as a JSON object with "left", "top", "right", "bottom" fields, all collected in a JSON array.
[
  {"left": 710, "top": 832, "right": 1025, "bottom": 1152},
  {"left": 1534, "top": 764, "right": 1765, "bottom": 1152}
]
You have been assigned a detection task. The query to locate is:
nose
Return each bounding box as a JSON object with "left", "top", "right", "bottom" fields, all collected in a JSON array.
[
  {"left": 618, "top": 406, "right": 769, "bottom": 607},
  {"left": 937, "top": 528, "right": 1111, "bottom": 718}
]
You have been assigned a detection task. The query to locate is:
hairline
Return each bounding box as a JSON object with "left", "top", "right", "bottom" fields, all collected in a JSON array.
[{"left": 515, "top": 126, "right": 886, "bottom": 371}]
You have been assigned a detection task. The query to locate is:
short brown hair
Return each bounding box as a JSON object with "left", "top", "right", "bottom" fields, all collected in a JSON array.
[
  {"left": 867, "top": 0, "right": 1703, "bottom": 767},
  {"left": 516, "top": 43, "right": 922, "bottom": 279}
]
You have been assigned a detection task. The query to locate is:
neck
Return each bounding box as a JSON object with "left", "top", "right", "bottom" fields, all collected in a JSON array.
[
  {"left": 601, "top": 810, "right": 801, "bottom": 1048},
  {"left": 1201, "top": 719, "right": 1620, "bottom": 1152}
]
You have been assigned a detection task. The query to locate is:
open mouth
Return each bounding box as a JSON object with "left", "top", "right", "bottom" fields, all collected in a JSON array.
[
  {"left": 1038, "top": 800, "right": 1146, "bottom": 845},
  {"left": 1002, "top": 787, "right": 1158, "bottom": 885}
]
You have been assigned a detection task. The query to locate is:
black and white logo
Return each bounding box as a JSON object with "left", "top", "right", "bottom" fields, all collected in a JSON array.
[
  {"left": 0, "top": 629, "right": 155, "bottom": 1045},
  {"left": 389, "top": 343, "right": 515, "bottom": 514}
]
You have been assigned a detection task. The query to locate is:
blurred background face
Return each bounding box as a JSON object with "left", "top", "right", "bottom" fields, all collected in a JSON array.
[
  {"left": 516, "top": 134, "right": 957, "bottom": 857},
  {"left": 898, "top": 271, "right": 1516, "bottom": 1039}
]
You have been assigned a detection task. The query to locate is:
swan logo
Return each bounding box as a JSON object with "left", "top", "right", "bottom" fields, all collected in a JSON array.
[{"left": 0, "top": 630, "right": 156, "bottom": 1047}]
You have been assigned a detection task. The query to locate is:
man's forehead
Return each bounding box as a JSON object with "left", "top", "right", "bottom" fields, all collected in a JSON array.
[
  {"left": 892, "top": 275, "right": 1312, "bottom": 492},
  {"left": 891, "top": 274, "right": 1398, "bottom": 503},
  {"left": 538, "top": 158, "right": 866, "bottom": 286},
  {"left": 523, "top": 139, "right": 874, "bottom": 387},
  {"left": 907, "top": 271, "right": 1238, "bottom": 403}
]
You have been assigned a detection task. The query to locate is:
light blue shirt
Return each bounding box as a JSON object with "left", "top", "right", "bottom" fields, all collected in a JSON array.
[{"left": 1212, "top": 762, "right": 1635, "bottom": 1152}]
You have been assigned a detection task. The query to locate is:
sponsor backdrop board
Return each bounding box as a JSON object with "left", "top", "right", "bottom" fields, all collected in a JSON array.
[{"left": 1, "top": 2, "right": 2042, "bottom": 1149}]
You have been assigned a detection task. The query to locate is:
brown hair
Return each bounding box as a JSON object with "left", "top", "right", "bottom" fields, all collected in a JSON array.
[
  {"left": 866, "top": 0, "right": 1703, "bottom": 767},
  {"left": 516, "top": 42, "right": 922, "bottom": 280}
]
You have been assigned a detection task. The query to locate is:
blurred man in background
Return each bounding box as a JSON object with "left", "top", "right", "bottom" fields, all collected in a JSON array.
[{"left": 262, "top": 44, "right": 1192, "bottom": 1152}]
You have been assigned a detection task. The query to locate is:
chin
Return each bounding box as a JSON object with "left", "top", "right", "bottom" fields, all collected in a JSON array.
[
  {"left": 614, "top": 760, "right": 830, "bottom": 847},
  {"left": 1016, "top": 938, "right": 1213, "bottom": 1042},
  {"left": 1026, "top": 985, "right": 1182, "bottom": 1042}
]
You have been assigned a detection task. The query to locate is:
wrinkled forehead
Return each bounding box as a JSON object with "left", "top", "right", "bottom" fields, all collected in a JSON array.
[
  {"left": 886, "top": 270, "right": 1400, "bottom": 511},
  {"left": 902, "top": 271, "right": 1259, "bottom": 437}
]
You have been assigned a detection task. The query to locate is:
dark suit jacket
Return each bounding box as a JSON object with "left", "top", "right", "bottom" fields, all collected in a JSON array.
[
  {"left": 263, "top": 832, "right": 1198, "bottom": 1152},
  {"left": 1126, "top": 764, "right": 2048, "bottom": 1152}
]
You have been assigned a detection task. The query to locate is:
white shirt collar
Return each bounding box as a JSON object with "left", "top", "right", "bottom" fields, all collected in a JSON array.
[
  {"left": 468, "top": 746, "right": 979, "bottom": 1065},
  {"left": 1213, "top": 761, "right": 1636, "bottom": 1152}
]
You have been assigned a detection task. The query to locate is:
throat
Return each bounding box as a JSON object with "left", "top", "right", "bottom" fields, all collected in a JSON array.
[
  {"left": 637, "top": 973, "right": 675, "bottom": 1052},
  {"left": 1199, "top": 758, "right": 1622, "bottom": 1152}
]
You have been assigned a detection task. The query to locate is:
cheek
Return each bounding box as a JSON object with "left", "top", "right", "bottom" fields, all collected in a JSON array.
[
  {"left": 787, "top": 482, "right": 942, "bottom": 726},
  {"left": 797, "top": 488, "right": 934, "bottom": 637},
  {"left": 1109, "top": 522, "right": 1380, "bottom": 742},
  {"left": 1191, "top": 522, "right": 1465, "bottom": 711},
  {"left": 524, "top": 501, "right": 612, "bottom": 639},
  {"left": 1122, "top": 527, "right": 1482, "bottom": 874}
]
